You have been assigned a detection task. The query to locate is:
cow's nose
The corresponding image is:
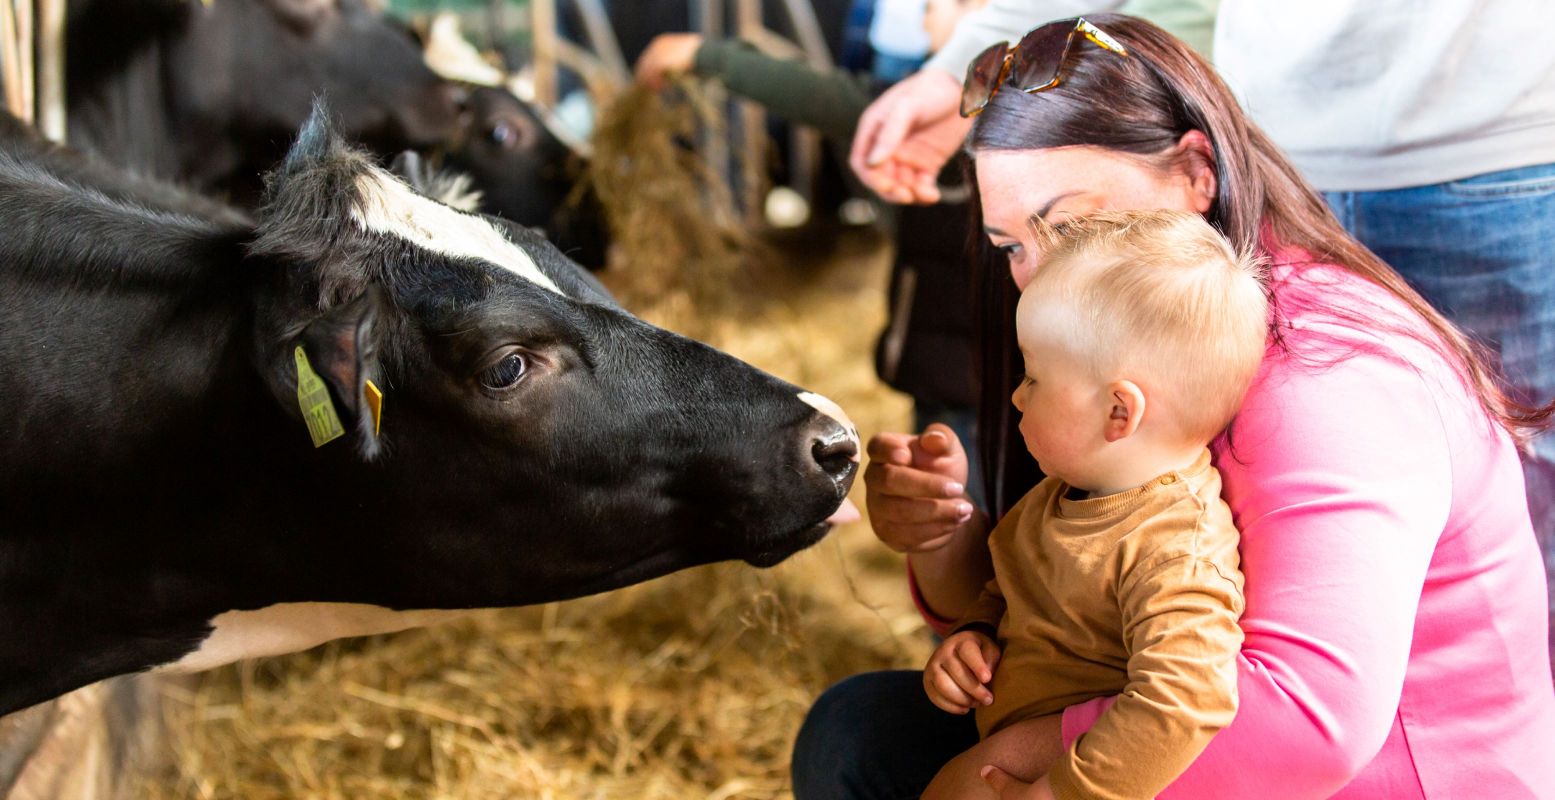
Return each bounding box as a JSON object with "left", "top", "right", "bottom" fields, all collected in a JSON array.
[
  {"left": 811, "top": 418, "right": 861, "bottom": 481},
  {"left": 797, "top": 391, "right": 861, "bottom": 487}
]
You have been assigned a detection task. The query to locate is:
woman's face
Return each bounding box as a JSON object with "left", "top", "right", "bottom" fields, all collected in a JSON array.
[{"left": 975, "top": 144, "right": 1215, "bottom": 288}]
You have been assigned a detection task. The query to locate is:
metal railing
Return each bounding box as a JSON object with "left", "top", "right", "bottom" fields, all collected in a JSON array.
[{"left": 530, "top": 0, "right": 835, "bottom": 221}]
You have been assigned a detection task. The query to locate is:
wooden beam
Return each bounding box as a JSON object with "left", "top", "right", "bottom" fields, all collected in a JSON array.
[
  {"left": 530, "top": 0, "right": 557, "bottom": 107},
  {"left": 0, "top": 0, "right": 23, "bottom": 122},
  {"left": 37, "top": 0, "right": 64, "bottom": 141},
  {"left": 15, "top": 0, "right": 32, "bottom": 123}
]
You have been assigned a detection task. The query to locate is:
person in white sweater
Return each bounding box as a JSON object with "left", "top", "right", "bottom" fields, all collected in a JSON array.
[
  {"left": 1212, "top": 4, "right": 1555, "bottom": 674},
  {"left": 846, "top": 0, "right": 1555, "bottom": 679}
]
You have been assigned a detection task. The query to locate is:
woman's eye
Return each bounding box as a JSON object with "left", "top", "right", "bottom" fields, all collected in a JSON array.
[
  {"left": 998, "top": 243, "right": 1023, "bottom": 261},
  {"left": 479, "top": 352, "right": 528, "bottom": 390}
]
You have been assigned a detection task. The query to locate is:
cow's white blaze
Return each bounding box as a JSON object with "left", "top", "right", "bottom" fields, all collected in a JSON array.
[
  {"left": 155, "top": 603, "right": 469, "bottom": 674},
  {"left": 797, "top": 391, "right": 861, "bottom": 462},
  {"left": 351, "top": 168, "right": 563, "bottom": 295}
]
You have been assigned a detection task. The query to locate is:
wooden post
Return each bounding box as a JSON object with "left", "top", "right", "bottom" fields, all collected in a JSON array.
[
  {"left": 692, "top": 0, "right": 731, "bottom": 213},
  {"left": 14, "top": 0, "right": 29, "bottom": 126},
  {"left": 0, "top": 0, "right": 23, "bottom": 122},
  {"left": 733, "top": 0, "right": 766, "bottom": 223},
  {"left": 571, "top": 0, "right": 628, "bottom": 85},
  {"left": 531, "top": 0, "right": 558, "bottom": 107},
  {"left": 37, "top": 0, "right": 63, "bottom": 141}
]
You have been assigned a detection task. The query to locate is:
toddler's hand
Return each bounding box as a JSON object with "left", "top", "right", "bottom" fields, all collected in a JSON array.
[{"left": 923, "top": 629, "right": 1001, "bottom": 714}]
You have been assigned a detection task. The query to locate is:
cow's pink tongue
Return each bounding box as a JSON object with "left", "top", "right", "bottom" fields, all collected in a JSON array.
[{"left": 825, "top": 497, "right": 862, "bottom": 526}]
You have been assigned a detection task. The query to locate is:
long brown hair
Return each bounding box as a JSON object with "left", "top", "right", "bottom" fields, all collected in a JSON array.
[{"left": 966, "top": 13, "right": 1554, "bottom": 516}]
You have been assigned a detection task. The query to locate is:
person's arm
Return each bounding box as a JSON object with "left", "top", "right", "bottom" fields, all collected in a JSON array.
[
  {"left": 635, "top": 34, "right": 873, "bottom": 141},
  {"left": 1046, "top": 554, "right": 1243, "bottom": 800},
  {"left": 1059, "top": 345, "right": 1452, "bottom": 796},
  {"left": 691, "top": 39, "right": 875, "bottom": 142},
  {"left": 863, "top": 424, "right": 992, "bottom": 634},
  {"left": 907, "top": 512, "right": 994, "bottom": 635}
]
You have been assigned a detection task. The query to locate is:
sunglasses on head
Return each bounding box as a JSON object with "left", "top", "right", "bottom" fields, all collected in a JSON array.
[{"left": 959, "top": 17, "right": 1129, "bottom": 118}]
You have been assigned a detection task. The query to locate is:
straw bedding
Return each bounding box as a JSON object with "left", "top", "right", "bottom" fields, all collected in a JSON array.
[{"left": 135, "top": 83, "right": 934, "bottom": 799}]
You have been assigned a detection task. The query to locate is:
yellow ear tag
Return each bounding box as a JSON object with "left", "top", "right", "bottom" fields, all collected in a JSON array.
[
  {"left": 294, "top": 346, "right": 345, "bottom": 448},
  {"left": 364, "top": 379, "right": 383, "bottom": 436}
]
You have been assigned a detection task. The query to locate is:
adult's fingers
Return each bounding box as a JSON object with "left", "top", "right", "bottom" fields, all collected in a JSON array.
[
  {"left": 915, "top": 422, "right": 964, "bottom": 464},
  {"left": 865, "top": 99, "right": 915, "bottom": 169},
  {"left": 865, "top": 431, "right": 916, "bottom": 465},
  {"left": 869, "top": 521, "right": 960, "bottom": 554},
  {"left": 849, "top": 96, "right": 894, "bottom": 188},
  {"left": 864, "top": 491, "right": 969, "bottom": 525},
  {"left": 866, "top": 460, "right": 966, "bottom": 500}
]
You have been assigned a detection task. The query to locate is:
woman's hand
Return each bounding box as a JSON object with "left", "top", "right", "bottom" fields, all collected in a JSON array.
[
  {"left": 847, "top": 69, "right": 971, "bottom": 204},
  {"left": 924, "top": 629, "right": 1001, "bottom": 714},
  {"left": 864, "top": 422, "right": 978, "bottom": 554},
  {"left": 633, "top": 33, "right": 704, "bottom": 91}
]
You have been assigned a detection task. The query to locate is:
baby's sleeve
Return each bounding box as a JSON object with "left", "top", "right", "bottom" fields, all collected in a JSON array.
[{"left": 1046, "top": 552, "right": 1244, "bottom": 800}]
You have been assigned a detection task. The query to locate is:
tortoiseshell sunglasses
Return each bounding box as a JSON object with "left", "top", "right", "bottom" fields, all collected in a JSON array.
[{"left": 959, "top": 17, "right": 1129, "bottom": 118}]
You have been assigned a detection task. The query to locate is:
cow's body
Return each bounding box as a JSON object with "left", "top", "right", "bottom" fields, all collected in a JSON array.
[
  {"left": 64, "top": 0, "right": 604, "bottom": 264},
  {"left": 0, "top": 108, "right": 856, "bottom": 716}
]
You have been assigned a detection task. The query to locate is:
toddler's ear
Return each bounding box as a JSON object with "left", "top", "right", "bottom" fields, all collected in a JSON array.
[{"left": 1104, "top": 380, "right": 1146, "bottom": 442}]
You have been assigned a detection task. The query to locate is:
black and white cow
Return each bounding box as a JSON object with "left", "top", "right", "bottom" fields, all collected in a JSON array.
[
  {"left": 66, "top": 0, "right": 604, "bottom": 263},
  {"left": 0, "top": 105, "right": 858, "bottom": 717}
]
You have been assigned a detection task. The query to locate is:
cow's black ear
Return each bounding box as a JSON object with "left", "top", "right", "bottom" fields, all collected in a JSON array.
[
  {"left": 274, "top": 288, "right": 388, "bottom": 460},
  {"left": 280, "top": 99, "right": 342, "bottom": 175}
]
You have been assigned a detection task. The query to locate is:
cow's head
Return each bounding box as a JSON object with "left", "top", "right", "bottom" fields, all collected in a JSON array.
[
  {"left": 440, "top": 86, "right": 609, "bottom": 268},
  {"left": 243, "top": 107, "right": 858, "bottom": 608},
  {"left": 170, "top": 0, "right": 461, "bottom": 194}
]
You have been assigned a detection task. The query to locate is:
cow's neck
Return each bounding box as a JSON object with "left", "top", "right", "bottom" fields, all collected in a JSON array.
[{"left": 0, "top": 176, "right": 377, "bottom": 713}]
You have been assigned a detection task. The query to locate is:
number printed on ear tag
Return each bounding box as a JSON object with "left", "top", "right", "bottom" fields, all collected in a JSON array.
[{"left": 295, "top": 346, "right": 345, "bottom": 448}]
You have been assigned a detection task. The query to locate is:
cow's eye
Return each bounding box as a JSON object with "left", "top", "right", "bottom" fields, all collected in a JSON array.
[
  {"left": 489, "top": 122, "right": 516, "bottom": 148},
  {"left": 479, "top": 352, "right": 528, "bottom": 390}
]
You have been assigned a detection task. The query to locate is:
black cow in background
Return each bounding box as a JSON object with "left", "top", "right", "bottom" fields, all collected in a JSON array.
[
  {"left": 0, "top": 104, "right": 858, "bottom": 716},
  {"left": 65, "top": 0, "right": 606, "bottom": 265}
]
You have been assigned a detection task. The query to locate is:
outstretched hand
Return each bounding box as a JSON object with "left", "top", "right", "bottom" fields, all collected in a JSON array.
[
  {"left": 864, "top": 422, "right": 978, "bottom": 554},
  {"left": 848, "top": 69, "right": 971, "bottom": 204},
  {"left": 634, "top": 33, "right": 704, "bottom": 91}
]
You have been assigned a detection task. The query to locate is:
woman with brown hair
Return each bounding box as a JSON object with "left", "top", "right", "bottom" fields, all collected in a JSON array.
[{"left": 792, "top": 14, "right": 1555, "bottom": 799}]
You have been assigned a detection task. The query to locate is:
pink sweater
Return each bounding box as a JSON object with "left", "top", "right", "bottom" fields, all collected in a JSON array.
[{"left": 916, "top": 255, "right": 1555, "bottom": 796}]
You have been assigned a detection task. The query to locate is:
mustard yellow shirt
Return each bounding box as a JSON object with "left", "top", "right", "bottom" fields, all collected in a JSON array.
[{"left": 957, "top": 448, "right": 1244, "bottom": 800}]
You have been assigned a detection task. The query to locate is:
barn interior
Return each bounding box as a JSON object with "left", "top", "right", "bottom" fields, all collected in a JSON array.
[{"left": 0, "top": 1, "right": 938, "bottom": 797}]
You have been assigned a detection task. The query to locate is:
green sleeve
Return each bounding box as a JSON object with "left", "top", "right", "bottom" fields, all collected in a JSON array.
[{"left": 692, "top": 39, "right": 875, "bottom": 143}]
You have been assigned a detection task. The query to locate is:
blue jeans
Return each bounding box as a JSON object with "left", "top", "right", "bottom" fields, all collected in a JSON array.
[
  {"left": 792, "top": 671, "right": 978, "bottom": 799},
  {"left": 1324, "top": 161, "right": 1555, "bottom": 663}
]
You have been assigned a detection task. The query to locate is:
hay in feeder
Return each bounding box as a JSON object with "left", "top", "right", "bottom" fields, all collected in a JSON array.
[{"left": 579, "top": 79, "right": 765, "bottom": 338}]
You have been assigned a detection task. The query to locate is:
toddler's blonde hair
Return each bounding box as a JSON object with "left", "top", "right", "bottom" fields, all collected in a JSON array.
[{"left": 1020, "top": 210, "right": 1269, "bottom": 443}]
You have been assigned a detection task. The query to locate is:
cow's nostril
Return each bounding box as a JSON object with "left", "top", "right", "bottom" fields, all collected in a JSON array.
[{"left": 812, "top": 430, "right": 860, "bottom": 480}]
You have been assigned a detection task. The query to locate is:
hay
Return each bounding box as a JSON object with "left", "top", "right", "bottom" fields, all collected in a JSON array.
[
  {"left": 135, "top": 87, "right": 928, "bottom": 800},
  {"left": 579, "top": 80, "right": 762, "bottom": 338}
]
